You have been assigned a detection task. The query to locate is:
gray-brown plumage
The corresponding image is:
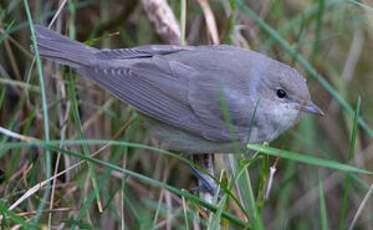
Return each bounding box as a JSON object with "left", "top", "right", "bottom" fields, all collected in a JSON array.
[{"left": 33, "top": 25, "right": 323, "bottom": 153}]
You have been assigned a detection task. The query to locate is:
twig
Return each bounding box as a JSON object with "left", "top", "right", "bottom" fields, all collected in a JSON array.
[
  {"left": 196, "top": 0, "right": 219, "bottom": 44},
  {"left": 0, "top": 126, "right": 39, "bottom": 142},
  {"left": 140, "top": 0, "right": 181, "bottom": 45},
  {"left": 4, "top": 38, "right": 22, "bottom": 80},
  {"left": 348, "top": 183, "right": 373, "bottom": 230}
]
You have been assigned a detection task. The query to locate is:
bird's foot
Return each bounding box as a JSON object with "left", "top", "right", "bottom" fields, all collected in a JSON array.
[{"left": 187, "top": 164, "right": 222, "bottom": 199}]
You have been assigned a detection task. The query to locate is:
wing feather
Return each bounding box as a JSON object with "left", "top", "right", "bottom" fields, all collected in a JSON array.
[
  {"left": 77, "top": 57, "right": 210, "bottom": 138},
  {"left": 79, "top": 48, "right": 256, "bottom": 142},
  {"left": 34, "top": 25, "right": 257, "bottom": 143},
  {"left": 96, "top": 45, "right": 196, "bottom": 59}
]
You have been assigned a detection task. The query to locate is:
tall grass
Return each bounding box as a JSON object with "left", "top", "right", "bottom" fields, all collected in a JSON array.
[{"left": 0, "top": 0, "right": 372, "bottom": 229}]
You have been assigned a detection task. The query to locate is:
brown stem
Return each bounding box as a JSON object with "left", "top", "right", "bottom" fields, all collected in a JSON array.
[{"left": 140, "top": 0, "right": 180, "bottom": 45}]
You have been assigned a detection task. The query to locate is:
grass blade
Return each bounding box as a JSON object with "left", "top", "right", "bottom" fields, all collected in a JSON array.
[
  {"left": 1, "top": 140, "right": 247, "bottom": 228},
  {"left": 339, "top": 96, "right": 361, "bottom": 230},
  {"left": 23, "top": 0, "right": 51, "bottom": 226},
  {"left": 246, "top": 144, "right": 371, "bottom": 174},
  {"left": 181, "top": 191, "right": 189, "bottom": 230},
  {"left": 318, "top": 171, "right": 329, "bottom": 230},
  {"left": 0, "top": 201, "right": 32, "bottom": 228},
  {"left": 67, "top": 70, "right": 103, "bottom": 213}
]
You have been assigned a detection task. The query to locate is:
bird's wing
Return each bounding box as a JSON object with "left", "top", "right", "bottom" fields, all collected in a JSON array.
[
  {"left": 80, "top": 50, "right": 254, "bottom": 142},
  {"left": 78, "top": 54, "right": 234, "bottom": 141},
  {"left": 34, "top": 25, "right": 255, "bottom": 142}
]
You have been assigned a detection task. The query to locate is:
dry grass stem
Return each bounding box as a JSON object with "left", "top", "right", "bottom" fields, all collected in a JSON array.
[
  {"left": 196, "top": 0, "right": 219, "bottom": 44},
  {"left": 348, "top": 183, "right": 373, "bottom": 230},
  {"left": 140, "top": 0, "right": 181, "bottom": 44}
]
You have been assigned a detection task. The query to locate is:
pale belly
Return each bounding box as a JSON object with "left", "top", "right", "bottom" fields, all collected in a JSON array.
[
  {"left": 141, "top": 116, "right": 243, "bottom": 153},
  {"left": 140, "top": 106, "right": 301, "bottom": 154}
]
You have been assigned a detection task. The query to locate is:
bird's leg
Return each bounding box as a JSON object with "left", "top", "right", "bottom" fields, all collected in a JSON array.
[
  {"left": 192, "top": 154, "right": 217, "bottom": 203},
  {"left": 187, "top": 163, "right": 218, "bottom": 195},
  {"left": 177, "top": 153, "right": 221, "bottom": 199}
]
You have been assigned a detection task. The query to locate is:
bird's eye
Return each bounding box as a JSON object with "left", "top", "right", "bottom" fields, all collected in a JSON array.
[{"left": 276, "top": 89, "right": 287, "bottom": 98}]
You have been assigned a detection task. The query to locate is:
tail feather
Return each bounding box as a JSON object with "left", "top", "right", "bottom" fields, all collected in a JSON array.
[{"left": 33, "top": 25, "right": 98, "bottom": 68}]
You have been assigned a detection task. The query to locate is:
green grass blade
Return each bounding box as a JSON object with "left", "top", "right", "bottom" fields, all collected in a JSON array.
[
  {"left": 0, "top": 88, "right": 6, "bottom": 109},
  {"left": 260, "top": 0, "right": 343, "bottom": 53},
  {"left": 218, "top": 88, "right": 241, "bottom": 154},
  {"left": 0, "top": 205, "right": 9, "bottom": 228},
  {"left": 346, "top": 0, "right": 373, "bottom": 10},
  {"left": 1, "top": 140, "right": 247, "bottom": 227},
  {"left": 0, "top": 78, "right": 40, "bottom": 92},
  {"left": 5, "top": 109, "right": 36, "bottom": 186},
  {"left": 311, "top": 0, "right": 325, "bottom": 60},
  {"left": 45, "top": 143, "right": 246, "bottom": 228},
  {"left": 224, "top": 0, "right": 236, "bottom": 44},
  {"left": 23, "top": 0, "right": 51, "bottom": 226},
  {"left": 246, "top": 144, "right": 371, "bottom": 174},
  {"left": 0, "top": 20, "right": 15, "bottom": 44},
  {"left": 83, "top": 31, "right": 120, "bottom": 46},
  {"left": 0, "top": 139, "right": 210, "bottom": 180},
  {"left": 69, "top": 142, "right": 125, "bottom": 230},
  {"left": 179, "top": 0, "right": 186, "bottom": 45},
  {"left": 318, "top": 171, "right": 329, "bottom": 230},
  {"left": 256, "top": 154, "right": 269, "bottom": 212},
  {"left": 3, "top": 139, "right": 371, "bottom": 175},
  {"left": 0, "top": 201, "right": 32, "bottom": 228},
  {"left": 67, "top": 70, "right": 103, "bottom": 213},
  {"left": 339, "top": 96, "right": 361, "bottom": 230},
  {"left": 235, "top": 161, "right": 264, "bottom": 229},
  {"left": 209, "top": 171, "right": 226, "bottom": 230}
]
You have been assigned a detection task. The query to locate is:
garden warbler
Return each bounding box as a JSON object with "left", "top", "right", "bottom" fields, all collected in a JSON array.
[{"left": 33, "top": 25, "right": 324, "bottom": 154}]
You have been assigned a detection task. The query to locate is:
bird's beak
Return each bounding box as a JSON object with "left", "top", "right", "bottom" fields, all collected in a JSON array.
[{"left": 300, "top": 102, "right": 324, "bottom": 116}]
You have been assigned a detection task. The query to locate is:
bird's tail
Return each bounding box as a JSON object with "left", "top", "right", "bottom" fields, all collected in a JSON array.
[{"left": 33, "top": 25, "right": 98, "bottom": 68}]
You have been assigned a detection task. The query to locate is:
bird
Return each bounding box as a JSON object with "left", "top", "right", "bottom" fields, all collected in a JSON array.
[
  {"left": 32, "top": 25, "right": 324, "bottom": 195},
  {"left": 32, "top": 25, "right": 323, "bottom": 155}
]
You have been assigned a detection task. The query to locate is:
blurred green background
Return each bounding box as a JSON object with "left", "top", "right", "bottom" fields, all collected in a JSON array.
[{"left": 0, "top": 0, "right": 372, "bottom": 229}]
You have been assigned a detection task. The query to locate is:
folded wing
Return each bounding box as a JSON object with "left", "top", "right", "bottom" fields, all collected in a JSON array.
[{"left": 35, "top": 25, "right": 253, "bottom": 142}]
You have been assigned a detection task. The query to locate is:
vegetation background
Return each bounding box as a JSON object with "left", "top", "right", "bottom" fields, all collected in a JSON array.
[{"left": 0, "top": 0, "right": 372, "bottom": 229}]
